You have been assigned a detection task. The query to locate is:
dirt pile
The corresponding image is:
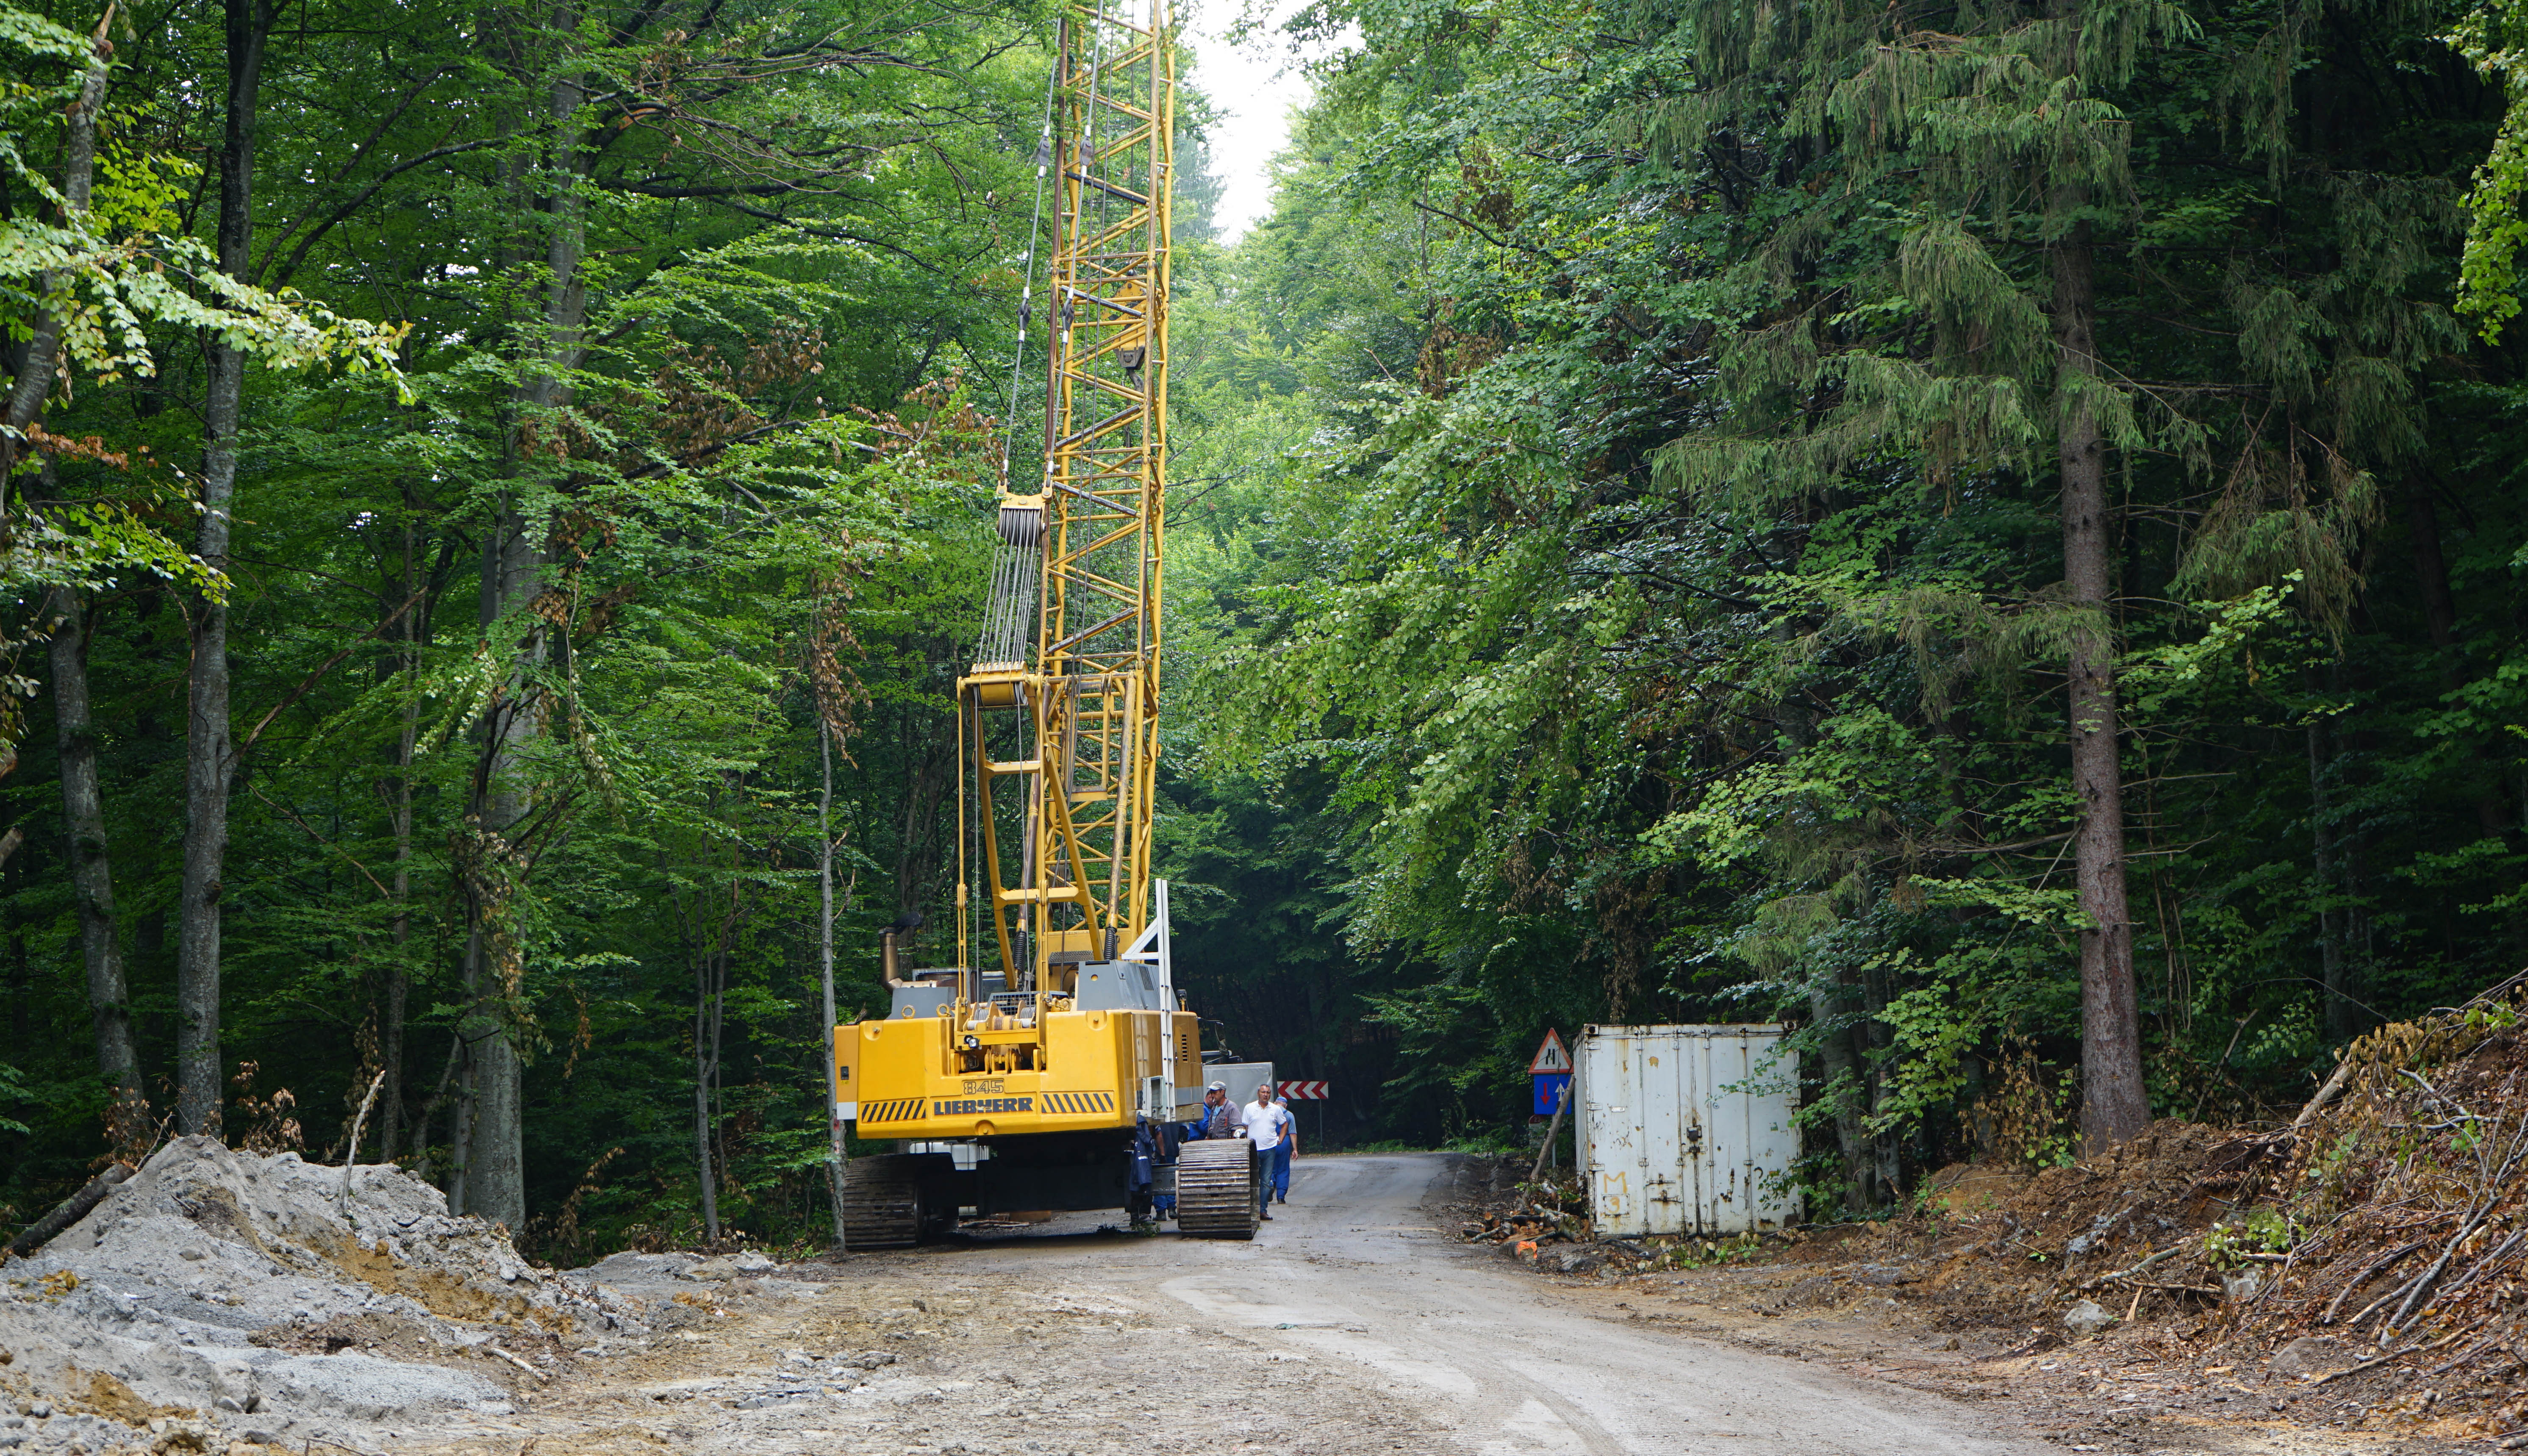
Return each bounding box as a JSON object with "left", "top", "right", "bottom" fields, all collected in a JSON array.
[{"left": 0, "top": 1137, "right": 649, "bottom": 1455}]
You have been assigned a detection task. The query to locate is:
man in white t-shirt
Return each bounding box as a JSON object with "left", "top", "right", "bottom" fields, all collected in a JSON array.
[{"left": 1241, "top": 1083, "right": 1296, "bottom": 1219}]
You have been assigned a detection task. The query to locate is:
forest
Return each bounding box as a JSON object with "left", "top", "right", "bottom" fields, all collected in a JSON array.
[{"left": 8, "top": 0, "right": 2528, "bottom": 1251}]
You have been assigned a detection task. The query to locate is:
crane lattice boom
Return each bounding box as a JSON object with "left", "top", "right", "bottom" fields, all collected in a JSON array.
[{"left": 961, "top": 0, "right": 1173, "bottom": 991}]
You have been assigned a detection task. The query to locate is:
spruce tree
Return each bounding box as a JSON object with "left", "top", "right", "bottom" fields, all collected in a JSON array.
[{"left": 1650, "top": 0, "right": 2204, "bottom": 1147}]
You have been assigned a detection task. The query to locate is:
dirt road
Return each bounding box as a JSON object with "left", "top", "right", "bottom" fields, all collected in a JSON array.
[{"left": 433, "top": 1154, "right": 2058, "bottom": 1456}]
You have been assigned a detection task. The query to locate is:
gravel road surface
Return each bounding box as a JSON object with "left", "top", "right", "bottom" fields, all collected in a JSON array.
[
  {"left": 1121, "top": 1151, "right": 2046, "bottom": 1455},
  {"left": 420, "top": 1153, "right": 2058, "bottom": 1456}
]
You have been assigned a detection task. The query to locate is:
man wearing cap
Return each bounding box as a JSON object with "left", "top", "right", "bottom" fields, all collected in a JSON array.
[{"left": 1191, "top": 1082, "right": 1240, "bottom": 1139}]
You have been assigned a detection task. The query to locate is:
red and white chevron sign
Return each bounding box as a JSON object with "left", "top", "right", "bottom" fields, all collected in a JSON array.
[{"left": 1276, "top": 1080, "right": 1329, "bottom": 1101}]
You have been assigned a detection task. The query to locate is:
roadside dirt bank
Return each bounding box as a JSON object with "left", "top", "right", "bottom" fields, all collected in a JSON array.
[{"left": 1499, "top": 1253, "right": 2497, "bottom": 1456}]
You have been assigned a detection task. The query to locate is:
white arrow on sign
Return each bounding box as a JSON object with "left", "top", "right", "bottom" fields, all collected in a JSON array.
[
  {"left": 1275, "top": 1080, "right": 1330, "bottom": 1100},
  {"left": 1529, "top": 1029, "right": 1572, "bottom": 1075}
]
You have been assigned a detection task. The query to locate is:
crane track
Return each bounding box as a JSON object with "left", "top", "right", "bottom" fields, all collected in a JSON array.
[
  {"left": 1175, "top": 1139, "right": 1259, "bottom": 1239},
  {"left": 841, "top": 1153, "right": 927, "bottom": 1249}
]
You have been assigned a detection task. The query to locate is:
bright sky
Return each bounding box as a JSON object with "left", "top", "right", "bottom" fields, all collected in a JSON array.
[{"left": 1179, "top": 2, "right": 1326, "bottom": 240}]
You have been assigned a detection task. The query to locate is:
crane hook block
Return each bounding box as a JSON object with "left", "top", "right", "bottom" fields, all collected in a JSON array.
[{"left": 996, "top": 496, "right": 1047, "bottom": 547}]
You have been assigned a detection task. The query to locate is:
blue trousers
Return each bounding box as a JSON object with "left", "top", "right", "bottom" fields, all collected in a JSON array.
[{"left": 1259, "top": 1143, "right": 1291, "bottom": 1211}]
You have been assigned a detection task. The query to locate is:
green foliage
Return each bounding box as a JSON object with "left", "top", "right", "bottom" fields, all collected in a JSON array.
[
  {"left": 11, "top": 0, "right": 2528, "bottom": 1248},
  {"left": 1171, "top": 0, "right": 2523, "bottom": 1214},
  {"left": 0, "top": 0, "right": 1096, "bottom": 1246},
  {"left": 2203, "top": 1205, "right": 2296, "bottom": 1269},
  {"left": 2451, "top": 0, "right": 2528, "bottom": 336}
]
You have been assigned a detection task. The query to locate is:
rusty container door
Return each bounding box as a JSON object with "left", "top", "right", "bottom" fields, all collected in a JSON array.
[
  {"left": 1576, "top": 1024, "right": 1800, "bottom": 1239},
  {"left": 1575, "top": 1027, "right": 1639, "bottom": 1231}
]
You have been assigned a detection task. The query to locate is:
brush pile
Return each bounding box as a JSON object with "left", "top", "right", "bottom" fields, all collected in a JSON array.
[
  {"left": 1457, "top": 1172, "right": 1587, "bottom": 1243},
  {"left": 2185, "top": 975, "right": 2528, "bottom": 1438},
  {"left": 1449, "top": 1162, "right": 1794, "bottom": 1276},
  {"left": 1452, "top": 1165, "right": 1587, "bottom": 1248}
]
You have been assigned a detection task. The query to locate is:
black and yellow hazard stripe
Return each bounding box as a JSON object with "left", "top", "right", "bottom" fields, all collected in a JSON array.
[
  {"left": 859, "top": 1098, "right": 926, "bottom": 1125},
  {"left": 1040, "top": 1091, "right": 1117, "bottom": 1115}
]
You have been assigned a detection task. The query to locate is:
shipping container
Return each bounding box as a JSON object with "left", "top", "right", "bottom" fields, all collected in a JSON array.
[{"left": 1576, "top": 1023, "right": 1801, "bottom": 1237}]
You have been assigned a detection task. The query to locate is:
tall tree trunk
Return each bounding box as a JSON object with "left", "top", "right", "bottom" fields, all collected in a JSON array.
[
  {"left": 1856, "top": 960, "right": 1902, "bottom": 1202},
  {"left": 2307, "top": 716, "right": 2354, "bottom": 1037},
  {"left": 457, "top": 493, "right": 539, "bottom": 1229},
  {"left": 456, "top": 9, "right": 586, "bottom": 1232},
  {"left": 1807, "top": 977, "right": 1874, "bottom": 1212},
  {"left": 457, "top": 485, "right": 537, "bottom": 1226},
  {"left": 819, "top": 722, "right": 848, "bottom": 1247},
  {"left": 692, "top": 921, "right": 721, "bottom": 1243},
  {"left": 2052, "top": 205, "right": 2149, "bottom": 1151},
  {"left": 456, "top": 921, "right": 523, "bottom": 1227},
  {"left": 447, "top": 1015, "right": 474, "bottom": 1213},
  {"left": 378, "top": 513, "right": 422, "bottom": 1162},
  {"left": 179, "top": 0, "right": 283, "bottom": 1137},
  {"left": 710, "top": 890, "right": 732, "bottom": 1228},
  {"left": 47, "top": 588, "right": 142, "bottom": 1129}
]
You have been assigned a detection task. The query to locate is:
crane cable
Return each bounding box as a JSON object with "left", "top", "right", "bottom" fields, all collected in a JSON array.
[
  {"left": 1001, "top": 37, "right": 1065, "bottom": 491},
  {"left": 977, "top": 31, "right": 1066, "bottom": 669}
]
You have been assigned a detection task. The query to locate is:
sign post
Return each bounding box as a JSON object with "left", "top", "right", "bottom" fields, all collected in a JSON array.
[
  {"left": 1276, "top": 1080, "right": 1331, "bottom": 1148},
  {"left": 1529, "top": 1028, "right": 1572, "bottom": 1118}
]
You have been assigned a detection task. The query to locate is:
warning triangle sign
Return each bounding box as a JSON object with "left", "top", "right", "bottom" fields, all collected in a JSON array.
[{"left": 1529, "top": 1028, "right": 1572, "bottom": 1074}]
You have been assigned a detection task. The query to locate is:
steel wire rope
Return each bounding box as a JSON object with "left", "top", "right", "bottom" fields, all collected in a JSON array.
[
  {"left": 972, "top": 35, "right": 1067, "bottom": 986},
  {"left": 1001, "top": 39, "right": 1064, "bottom": 487}
]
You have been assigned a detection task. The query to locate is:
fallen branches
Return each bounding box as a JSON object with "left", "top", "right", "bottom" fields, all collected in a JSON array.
[
  {"left": 2083, "top": 1244, "right": 2187, "bottom": 1290},
  {"left": 2323, "top": 1242, "right": 2424, "bottom": 1325},
  {"left": 2203, "top": 977, "right": 2528, "bottom": 1427},
  {"left": 5, "top": 1163, "right": 132, "bottom": 1258}
]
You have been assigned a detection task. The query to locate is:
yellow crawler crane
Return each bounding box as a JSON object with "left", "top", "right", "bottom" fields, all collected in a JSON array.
[{"left": 829, "top": 0, "right": 1269, "bottom": 1247}]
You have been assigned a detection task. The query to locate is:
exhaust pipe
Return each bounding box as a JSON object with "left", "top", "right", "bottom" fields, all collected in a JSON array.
[{"left": 881, "top": 929, "right": 911, "bottom": 989}]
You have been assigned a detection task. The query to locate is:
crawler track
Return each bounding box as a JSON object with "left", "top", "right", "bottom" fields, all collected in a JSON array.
[
  {"left": 1174, "top": 1139, "right": 1258, "bottom": 1239},
  {"left": 841, "top": 1153, "right": 927, "bottom": 1249}
]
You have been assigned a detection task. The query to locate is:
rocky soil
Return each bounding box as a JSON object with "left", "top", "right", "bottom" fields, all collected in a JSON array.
[{"left": 0, "top": 1137, "right": 659, "bottom": 1456}]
